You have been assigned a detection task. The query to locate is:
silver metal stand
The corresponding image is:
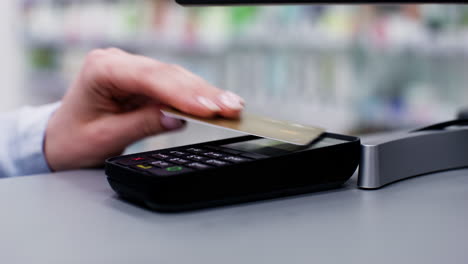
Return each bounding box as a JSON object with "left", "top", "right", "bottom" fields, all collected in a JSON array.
[{"left": 358, "top": 120, "right": 468, "bottom": 189}]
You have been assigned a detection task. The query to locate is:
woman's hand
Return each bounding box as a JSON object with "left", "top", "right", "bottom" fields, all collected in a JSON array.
[{"left": 45, "top": 48, "right": 245, "bottom": 171}]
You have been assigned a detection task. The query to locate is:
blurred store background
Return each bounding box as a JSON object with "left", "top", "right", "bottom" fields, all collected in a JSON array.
[{"left": 2, "top": 1, "right": 468, "bottom": 151}]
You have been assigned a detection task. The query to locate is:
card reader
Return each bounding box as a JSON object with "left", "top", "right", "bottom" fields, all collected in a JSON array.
[{"left": 106, "top": 133, "right": 360, "bottom": 211}]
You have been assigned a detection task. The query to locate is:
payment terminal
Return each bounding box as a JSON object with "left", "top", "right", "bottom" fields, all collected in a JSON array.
[{"left": 105, "top": 133, "right": 360, "bottom": 211}]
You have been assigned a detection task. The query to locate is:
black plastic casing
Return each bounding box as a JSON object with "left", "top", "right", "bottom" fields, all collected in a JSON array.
[{"left": 105, "top": 133, "right": 360, "bottom": 212}]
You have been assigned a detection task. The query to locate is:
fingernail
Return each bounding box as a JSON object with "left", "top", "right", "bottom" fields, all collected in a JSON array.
[
  {"left": 160, "top": 115, "right": 185, "bottom": 130},
  {"left": 219, "top": 92, "right": 244, "bottom": 110},
  {"left": 196, "top": 96, "right": 221, "bottom": 111},
  {"left": 225, "top": 91, "right": 245, "bottom": 105}
]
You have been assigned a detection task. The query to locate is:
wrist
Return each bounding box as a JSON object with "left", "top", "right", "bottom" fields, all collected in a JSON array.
[{"left": 44, "top": 105, "right": 80, "bottom": 172}]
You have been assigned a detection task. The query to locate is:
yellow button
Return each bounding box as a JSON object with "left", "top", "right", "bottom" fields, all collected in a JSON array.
[{"left": 137, "top": 165, "right": 153, "bottom": 170}]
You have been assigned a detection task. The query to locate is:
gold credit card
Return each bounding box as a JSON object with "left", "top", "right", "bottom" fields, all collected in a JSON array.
[{"left": 161, "top": 107, "right": 325, "bottom": 145}]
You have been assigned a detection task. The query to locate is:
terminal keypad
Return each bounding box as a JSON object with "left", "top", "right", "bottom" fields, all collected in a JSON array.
[{"left": 115, "top": 145, "right": 263, "bottom": 177}]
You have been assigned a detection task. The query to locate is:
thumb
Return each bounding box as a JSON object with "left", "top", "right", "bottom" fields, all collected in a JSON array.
[{"left": 102, "top": 104, "right": 185, "bottom": 146}]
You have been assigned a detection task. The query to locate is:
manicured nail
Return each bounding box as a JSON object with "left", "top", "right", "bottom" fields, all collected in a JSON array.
[
  {"left": 196, "top": 96, "right": 221, "bottom": 111},
  {"left": 225, "top": 91, "right": 245, "bottom": 105},
  {"left": 160, "top": 115, "right": 185, "bottom": 130},
  {"left": 219, "top": 92, "right": 244, "bottom": 110}
]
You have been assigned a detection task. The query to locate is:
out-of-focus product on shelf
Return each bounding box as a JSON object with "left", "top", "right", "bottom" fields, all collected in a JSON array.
[{"left": 19, "top": 1, "right": 468, "bottom": 136}]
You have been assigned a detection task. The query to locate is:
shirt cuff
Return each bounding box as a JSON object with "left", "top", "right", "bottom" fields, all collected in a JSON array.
[{"left": 11, "top": 102, "right": 61, "bottom": 177}]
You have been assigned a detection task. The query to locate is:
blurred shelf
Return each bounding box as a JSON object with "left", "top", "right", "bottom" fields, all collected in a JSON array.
[
  {"left": 23, "top": 35, "right": 227, "bottom": 56},
  {"left": 22, "top": 0, "right": 134, "bottom": 5},
  {"left": 23, "top": 35, "right": 468, "bottom": 59}
]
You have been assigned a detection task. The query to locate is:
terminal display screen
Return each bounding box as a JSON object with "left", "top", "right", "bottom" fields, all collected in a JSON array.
[{"left": 223, "top": 137, "right": 346, "bottom": 156}]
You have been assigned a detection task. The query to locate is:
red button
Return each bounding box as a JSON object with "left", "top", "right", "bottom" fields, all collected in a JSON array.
[{"left": 117, "top": 157, "right": 152, "bottom": 166}]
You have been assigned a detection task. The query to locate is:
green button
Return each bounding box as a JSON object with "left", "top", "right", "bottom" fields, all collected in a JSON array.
[{"left": 166, "top": 166, "right": 183, "bottom": 172}]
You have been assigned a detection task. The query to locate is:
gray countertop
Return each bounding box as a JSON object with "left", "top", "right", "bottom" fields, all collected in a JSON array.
[{"left": 1, "top": 167, "right": 467, "bottom": 264}]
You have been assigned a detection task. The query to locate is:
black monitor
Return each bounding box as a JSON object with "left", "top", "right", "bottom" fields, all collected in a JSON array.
[{"left": 177, "top": 0, "right": 465, "bottom": 5}]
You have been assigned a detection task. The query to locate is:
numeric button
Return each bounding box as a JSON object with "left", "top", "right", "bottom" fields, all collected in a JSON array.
[
  {"left": 223, "top": 156, "right": 251, "bottom": 163},
  {"left": 205, "top": 159, "right": 230, "bottom": 167},
  {"left": 151, "top": 153, "right": 171, "bottom": 160},
  {"left": 186, "top": 155, "right": 208, "bottom": 162},
  {"left": 204, "top": 152, "right": 226, "bottom": 159},
  {"left": 168, "top": 151, "right": 188, "bottom": 157},
  {"left": 168, "top": 158, "right": 190, "bottom": 165},
  {"left": 187, "top": 162, "right": 212, "bottom": 170},
  {"left": 186, "top": 148, "right": 207, "bottom": 154},
  {"left": 150, "top": 160, "right": 173, "bottom": 168}
]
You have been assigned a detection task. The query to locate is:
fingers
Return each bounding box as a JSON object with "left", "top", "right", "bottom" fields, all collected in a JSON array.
[
  {"left": 96, "top": 104, "right": 185, "bottom": 148},
  {"left": 83, "top": 48, "right": 245, "bottom": 118}
]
